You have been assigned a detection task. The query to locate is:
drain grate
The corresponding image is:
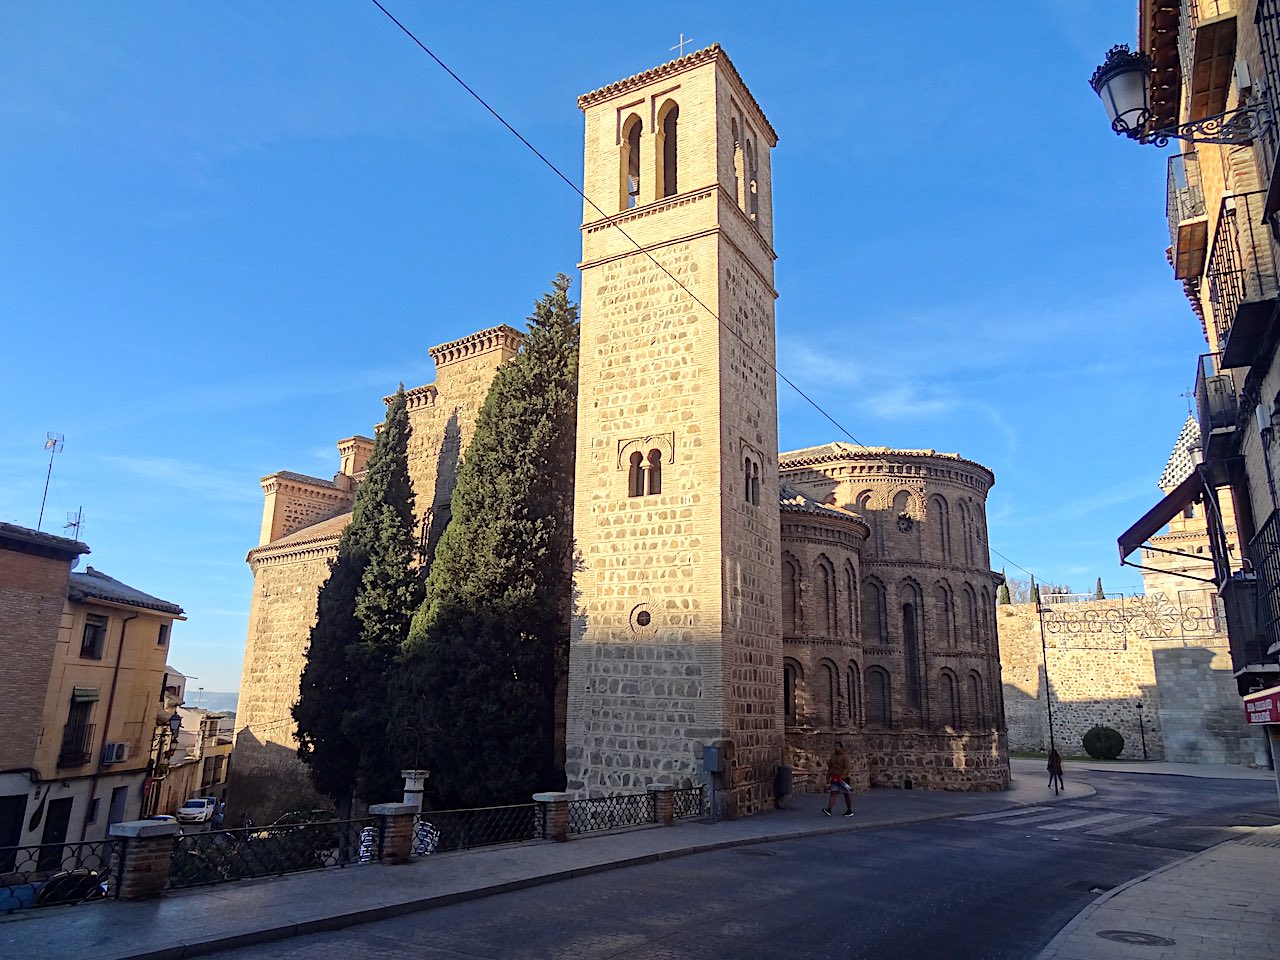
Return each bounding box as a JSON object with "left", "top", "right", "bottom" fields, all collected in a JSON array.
[{"left": 1096, "top": 930, "right": 1176, "bottom": 946}]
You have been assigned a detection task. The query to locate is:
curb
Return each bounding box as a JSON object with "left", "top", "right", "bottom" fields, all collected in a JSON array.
[
  {"left": 1031, "top": 838, "right": 1232, "bottom": 960},
  {"left": 68, "top": 784, "right": 1097, "bottom": 960}
]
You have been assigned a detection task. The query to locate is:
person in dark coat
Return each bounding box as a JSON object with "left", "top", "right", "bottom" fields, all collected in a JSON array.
[
  {"left": 1047, "top": 749, "right": 1065, "bottom": 794},
  {"left": 823, "top": 742, "right": 854, "bottom": 817}
]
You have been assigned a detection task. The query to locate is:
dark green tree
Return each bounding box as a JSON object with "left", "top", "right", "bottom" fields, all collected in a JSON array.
[
  {"left": 1094, "top": 577, "right": 1105, "bottom": 601},
  {"left": 400, "top": 274, "right": 579, "bottom": 807},
  {"left": 345, "top": 387, "right": 423, "bottom": 804},
  {"left": 1030, "top": 576, "right": 1041, "bottom": 608},
  {"left": 997, "top": 568, "right": 1011, "bottom": 605},
  {"left": 294, "top": 386, "right": 421, "bottom": 812}
]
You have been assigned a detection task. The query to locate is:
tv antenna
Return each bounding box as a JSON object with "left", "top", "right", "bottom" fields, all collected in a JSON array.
[
  {"left": 65, "top": 506, "right": 85, "bottom": 540},
  {"left": 37, "top": 433, "right": 64, "bottom": 532}
]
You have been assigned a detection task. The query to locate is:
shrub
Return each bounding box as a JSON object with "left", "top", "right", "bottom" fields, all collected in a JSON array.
[{"left": 1082, "top": 725, "right": 1125, "bottom": 760}]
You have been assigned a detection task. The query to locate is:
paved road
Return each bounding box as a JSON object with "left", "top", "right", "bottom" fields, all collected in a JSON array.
[{"left": 209, "top": 770, "right": 1278, "bottom": 960}]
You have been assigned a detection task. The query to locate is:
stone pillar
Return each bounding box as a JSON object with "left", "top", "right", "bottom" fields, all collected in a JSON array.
[
  {"left": 649, "top": 784, "right": 675, "bottom": 825},
  {"left": 532, "top": 792, "right": 570, "bottom": 842},
  {"left": 109, "top": 820, "right": 180, "bottom": 901},
  {"left": 370, "top": 802, "right": 418, "bottom": 864},
  {"left": 401, "top": 769, "right": 429, "bottom": 812}
]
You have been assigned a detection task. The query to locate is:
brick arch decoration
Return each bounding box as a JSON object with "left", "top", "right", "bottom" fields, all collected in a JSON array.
[
  {"left": 816, "top": 658, "right": 838, "bottom": 727},
  {"left": 865, "top": 665, "right": 891, "bottom": 728},
  {"left": 938, "top": 667, "right": 961, "bottom": 729},
  {"left": 815, "top": 553, "right": 837, "bottom": 636},
  {"left": 781, "top": 552, "right": 802, "bottom": 635}
]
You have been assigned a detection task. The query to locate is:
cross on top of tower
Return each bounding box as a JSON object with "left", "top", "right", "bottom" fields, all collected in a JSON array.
[{"left": 670, "top": 33, "right": 694, "bottom": 57}]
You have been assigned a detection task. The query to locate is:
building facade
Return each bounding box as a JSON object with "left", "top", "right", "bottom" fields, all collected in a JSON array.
[
  {"left": 1116, "top": 2, "right": 1280, "bottom": 758},
  {"left": 0, "top": 522, "right": 185, "bottom": 849}
]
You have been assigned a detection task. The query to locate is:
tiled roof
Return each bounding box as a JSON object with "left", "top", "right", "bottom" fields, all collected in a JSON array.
[
  {"left": 0, "top": 521, "right": 89, "bottom": 558},
  {"left": 270, "top": 471, "right": 338, "bottom": 489},
  {"left": 70, "top": 567, "right": 183, "bottom": 616},
  {"left": 577, "top": 44, "right": 778, "bottom": 143},
  {"left": 779, "top": 484, "right": 865, "bottom": 525},
  {"left": 250, "top": 510, "right": 352, "bottom": 558},
  {"left": 1159, "top": 416, "right": 1201, "bottom": 490}
]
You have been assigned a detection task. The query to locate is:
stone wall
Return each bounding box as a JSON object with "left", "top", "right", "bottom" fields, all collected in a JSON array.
[
  {"left": 863, "top": 730, "right": 1009, "bottom": 791},
  {"left": 998, "top": 597, "right": 1263, "bottom": 764}
]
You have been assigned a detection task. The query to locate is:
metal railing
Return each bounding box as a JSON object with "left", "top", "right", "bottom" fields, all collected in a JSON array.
[
  {"left": 168, "top": 818, "right": 379, "bottom": 888},
  {"left": 1167, "top": 152, "right": 1206, "bottom": 236},
  {"left": 1206, "top": 192, "right": 1279, "bottom": 347},
  {"left": 568, "top": 793, "right": 657, "bottom": 834},
  {"left": 58, "top": 722, "right": 95, "bottom": 767},
  {"left": 1195, "top": 352, "right": 1239, "bottom": 458},
  {"left": 409, "top": 804, "right": 540, "bottom": 855},
  {"left": 670, "top": 785, "right": 706, "bottom": 819},
  {"left": 0, "top": 839, "right": 118, "bottom": 912},
  {"left": 1250, "top": 510, "right": 1280, "bottom": 664}
]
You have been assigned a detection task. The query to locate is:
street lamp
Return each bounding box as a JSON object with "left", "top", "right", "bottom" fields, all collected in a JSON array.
[
  {"left": 1090, "top": 44, "right": 1274, "bottom": 146},
  {"left": 1035, "top": 580, "right": 1057, "bottom": 754},
  {"left": 1136, "top": 701, "right": 1149, "bottom": 761}
]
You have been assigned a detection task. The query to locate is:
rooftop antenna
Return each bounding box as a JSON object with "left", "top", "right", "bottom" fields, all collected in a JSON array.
[
  {"left": 65, "top": 506, "right": 85, "bottom": 540},
  {"left": 37, "top": 433, "right": 64, "bottom": 532}
]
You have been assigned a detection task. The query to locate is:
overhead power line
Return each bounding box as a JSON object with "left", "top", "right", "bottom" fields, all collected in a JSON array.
[{"left": 366, "top": 1, "right": 1042, "bottom": 584}]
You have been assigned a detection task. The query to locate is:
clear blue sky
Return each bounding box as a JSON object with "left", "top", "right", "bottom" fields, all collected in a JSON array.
[{"left": 0, "top": 2, "right": 1200, "bottom": 692}]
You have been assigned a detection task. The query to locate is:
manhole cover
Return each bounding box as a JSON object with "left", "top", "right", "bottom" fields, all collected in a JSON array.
[
  {"left": 1097, "top": 931, "right": 1176, "bottom": 946},
  {"left": 732, "top": 849, "right": 776, "bottom": 857}
]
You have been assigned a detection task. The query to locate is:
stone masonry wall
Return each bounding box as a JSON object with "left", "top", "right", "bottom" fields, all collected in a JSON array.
[{"left": 998, "top": 597, "right": 1263, "bottom": 764}]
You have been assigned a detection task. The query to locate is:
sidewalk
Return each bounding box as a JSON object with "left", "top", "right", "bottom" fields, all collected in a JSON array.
[
  {"left": 1036, "top": 825, "right": 1280, "bottom": 960},
  {"left": 1, "top": 761, "right": 1088, "bottom": 960},
  {"left": 1061, "top": 759, "right": 1275, "bottom": 781}
]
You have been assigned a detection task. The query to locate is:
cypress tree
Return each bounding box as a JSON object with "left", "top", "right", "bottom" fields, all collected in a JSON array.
[
  {"left": 997, "top": 568, "right": 1011, "bottom": 605},
  {"left": 345, "top": 386, "right": 423, "bottom": 804},
  {"left": 1094, "top": 577, "right": 1105, "bottom": 600},
  {"left": 294, "top": 386, "right": 420, "bottom": 812},
  {"left": 400, "top": 274, "right": 579, "bottom": 807}
]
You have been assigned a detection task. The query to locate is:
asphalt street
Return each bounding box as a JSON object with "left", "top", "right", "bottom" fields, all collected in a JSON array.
[{"left": 207, "top": 770, "right": 1278, "bottom": 960}]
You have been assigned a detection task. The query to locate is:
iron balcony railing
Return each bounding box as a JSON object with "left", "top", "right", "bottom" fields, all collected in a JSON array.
[
  {"left": 1167, "top": 152, "right": 1207, "bottom": 278},
  {"left": 168, "top": 818, "right": 380, "bottom": 888},
  {"left": 1206, "top": 192, "right": 1280, "bottom": 349},
  {"left": 1194, "top": 352, "right": 1238, "bottom": 460},
  {"left": 1248, "top": 510, "right": 1280, "bottom": 668},
  {"left": 57, "top": 723, "right": 95, "bottom": 768}
]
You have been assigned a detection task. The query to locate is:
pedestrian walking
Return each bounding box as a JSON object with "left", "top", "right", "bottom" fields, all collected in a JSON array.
[
  {"left": 1047, "top": 748, "right": 1064, "bottom": 795},
  {"left": 823, "top": 741, "right": 854, "bottom": 817}
]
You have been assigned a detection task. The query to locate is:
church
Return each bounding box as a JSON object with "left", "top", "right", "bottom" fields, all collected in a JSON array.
[{"left": 230, "top": 45, "right": 1009, "bottom": 821}]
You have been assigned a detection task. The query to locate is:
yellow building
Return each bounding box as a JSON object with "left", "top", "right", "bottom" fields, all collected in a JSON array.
[{"left": 0, "top": 521, "right": 185, "bottom": 849}]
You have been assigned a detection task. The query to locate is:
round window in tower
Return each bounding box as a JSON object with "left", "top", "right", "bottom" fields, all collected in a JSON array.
[{"left": 630, "top": 604, "right": 655, "bottom": 634}]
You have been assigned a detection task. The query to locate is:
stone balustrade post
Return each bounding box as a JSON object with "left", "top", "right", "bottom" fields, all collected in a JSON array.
[
  {"left": 109, "top": 819, "right": 181, "bottom": 901},
  {"left": 532, "top": 792, "right": 570, "bottom": 842},
  {"left": 400, "top": 769, "right": 429, "bottom": 812},
  {"left": 370, "top": 802, "right": 418, "bottom": 864},
  {"left": 648, "top": 783, "right": 675, "bottom": 825}
]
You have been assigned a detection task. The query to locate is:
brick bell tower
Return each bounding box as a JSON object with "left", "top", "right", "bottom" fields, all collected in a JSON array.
[{"left": 564, "top": 45, "right": 782, "bottom": 816}]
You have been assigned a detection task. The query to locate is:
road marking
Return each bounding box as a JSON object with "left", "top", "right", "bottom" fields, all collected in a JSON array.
[
  {"left": 958, "top": 807, "right": 1052, "bottom": 822},
  {"left": 1035, "top": 812, "right": 1130, "bottom": 831},
  {"left": 1085, "top": 815, "right": 1165, "bottom": 836}
]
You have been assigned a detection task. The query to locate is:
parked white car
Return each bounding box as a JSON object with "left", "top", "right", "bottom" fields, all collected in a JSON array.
[{"left": 175, "top": 798, "right": 214, "bottom": 823}]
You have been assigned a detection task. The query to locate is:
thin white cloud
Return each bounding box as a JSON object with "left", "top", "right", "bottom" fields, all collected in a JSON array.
[{"left": 97, "top": 455, "right": 260, "bottom": 504}]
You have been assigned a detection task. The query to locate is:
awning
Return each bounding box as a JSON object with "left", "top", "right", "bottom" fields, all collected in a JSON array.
[
  {"left": 71, "top": 686, "right": 100, "bottom": 703},
  {"left": 1244, "top": 684, "right": 1280, "bottom": 724},
  {"left": 1118, "top": 471, "right": 1204, "bottom": 563}
]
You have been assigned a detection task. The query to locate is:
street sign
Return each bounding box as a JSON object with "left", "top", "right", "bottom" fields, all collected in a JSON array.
[{"left": 1243, "top": 685, "right": 1280, "bottom": 724}]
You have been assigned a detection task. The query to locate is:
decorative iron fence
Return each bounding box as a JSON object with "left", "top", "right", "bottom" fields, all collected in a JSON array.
[
  {"left": 1041, "top": 589, "right": 1221, "bottom": 649},
  {"left": 1251, "top": 510, "right": 1280, "bottom": 660},
  {"left": 409, "top": 804, "right": 540, "bottom": 855},
  {"left": 0, "top": 840, "right": 118, "bottom": 912},
  {"left": 169, "top": 818, "right": 379, "bottom": 889},
  {"left": 568, "top": 793, "right": 656, "bottom": 835},
  {"left": 670, "top": 786, "right": 706, "bottom": 820},
  {"left": 1207, "top": 192, "right": 1279, "bottom": 346}
]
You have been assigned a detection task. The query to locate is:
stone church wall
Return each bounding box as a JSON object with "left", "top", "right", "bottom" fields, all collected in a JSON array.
[{"left": 998, "top": 597, "right": 1263, "bottom": 765}]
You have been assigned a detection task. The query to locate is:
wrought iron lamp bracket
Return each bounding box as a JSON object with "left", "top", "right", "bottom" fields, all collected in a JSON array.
[{"left": 1135, "top": 100, "right": 1276, "bottom": 147}]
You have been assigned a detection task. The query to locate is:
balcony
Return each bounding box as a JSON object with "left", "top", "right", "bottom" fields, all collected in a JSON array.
[
  {"left": 1194, "top": 352, "right": 1238, "bottom": 461},
  {"left": 1180, "top": 1, "right": 1237, "bottom": 122},
  {"left": 1168, "top": 152, "right": 1208, "bottom": 278},
  {"left": 57, "top": 723, "right": 95, "bottom": 768},
  {"left": 1241, "top": 509, "right": 1280, "bottom": 688},
  {"left": 1206, "top": 192, "right": 1280, "bottom": 367}
]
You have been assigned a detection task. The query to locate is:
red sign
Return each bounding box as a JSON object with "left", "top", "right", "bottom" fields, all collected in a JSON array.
[{"left": 1244, "top": 687, "right": 1280, "bottom": 725}]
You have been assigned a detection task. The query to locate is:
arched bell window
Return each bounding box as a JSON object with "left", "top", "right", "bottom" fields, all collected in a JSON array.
[
  {"left": 620, "top": 115, "right": 642, "bottom": 210},
  {"left": 628, "top": 451, "right": 644, "bottom": 498},
  {"left": 646, "top": 449, "right": 663, "bottom": 495},
  {"left": 656, "top": 100, "right": 678, "bottom": 198}
]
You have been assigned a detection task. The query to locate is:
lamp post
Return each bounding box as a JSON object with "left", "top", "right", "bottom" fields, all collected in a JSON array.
[
  {"left": 143, "top": 710, "right": 183, "bottom": 816},
  {"left": 1090, "top": 44, "right": 1274, "bottom": 146},
  {"left": 1136, "top": 701, "right": 1149, "bottom": 761},
  {"left": 1035, "top": 580, "right": 1057, "bottom": 754}
]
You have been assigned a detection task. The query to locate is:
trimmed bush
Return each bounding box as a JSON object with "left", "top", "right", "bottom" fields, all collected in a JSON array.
[{"left": 1082, "top": 725, "right": 1125, "bottom": 760}]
